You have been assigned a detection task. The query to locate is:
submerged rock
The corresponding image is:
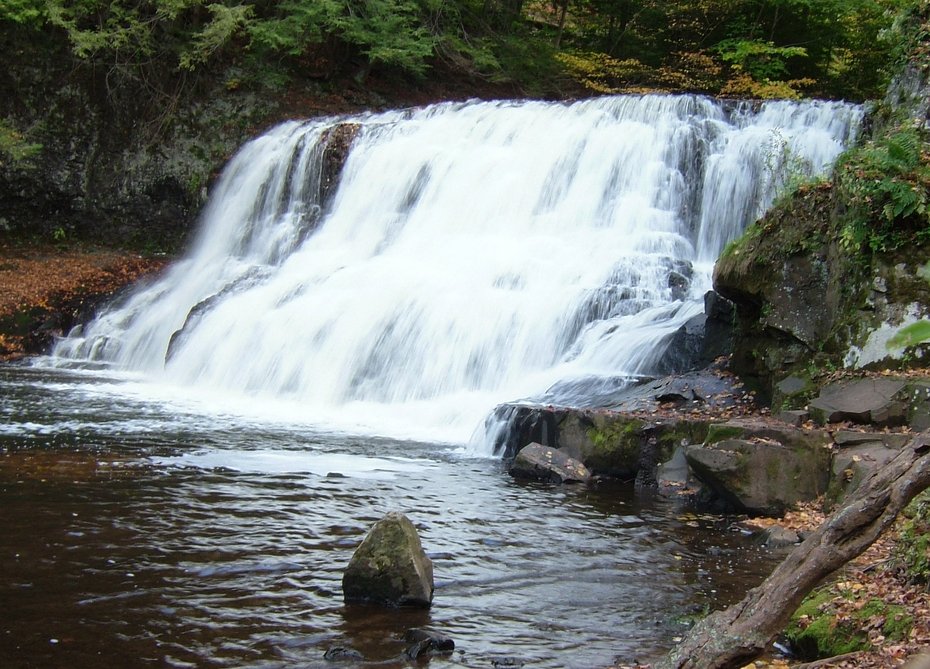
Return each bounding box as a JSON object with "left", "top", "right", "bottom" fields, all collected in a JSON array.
[
  {"left": 323, "top": 646, "right": 364, "bottom": 661},
  {"left": 342, "top": 512, "right": 434, "bottom": 608},
  {"left": 404, "top": 628, "right": 455, "bottom": 659},
  {"left": 509, "top": 443, "right": 592, "bottom": 484},
  {"left": 760, "top": 524, "right": 801, "bottom": 548}
]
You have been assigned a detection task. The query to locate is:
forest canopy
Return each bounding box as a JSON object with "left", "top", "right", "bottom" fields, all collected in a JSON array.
[{"left": 0, "top": 0, "right": 922, "bottom": 102}]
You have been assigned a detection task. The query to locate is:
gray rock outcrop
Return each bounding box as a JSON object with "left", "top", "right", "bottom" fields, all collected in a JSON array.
[
  {"left": 760, "top": 525, "right": 801, "bottom": 548},
  {"left": 809, "top": 378, "right": 909, "bottom": 426},
  {"left": 342, "top": 512, "right": 434, "bottom": 608}
]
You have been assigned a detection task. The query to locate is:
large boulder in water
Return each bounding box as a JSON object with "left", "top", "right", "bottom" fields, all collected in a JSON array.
[
  {"left": 509, "top": 443, "right": 592, "bottom": 483},
  {"left": 342, "top": 512, "right": 434, "bottom": 608}
]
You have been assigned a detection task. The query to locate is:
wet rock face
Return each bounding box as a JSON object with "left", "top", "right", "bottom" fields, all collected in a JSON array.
[
  {"left": 0, "top": 43, "right": 270, "bottom": 251},
  {"left": 319, "top": 123, "right": 361, "bottom": 207},
  {"left": 509, "top": 442, "right": 592, "bottom": 484},
  {"left": 342, "top": 512, "right": 434, "bottom": 608}
]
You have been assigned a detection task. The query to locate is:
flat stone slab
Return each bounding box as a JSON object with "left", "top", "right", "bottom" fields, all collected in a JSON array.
[{"left": 809, "top": 378, "right": 908, "bottom": 426}]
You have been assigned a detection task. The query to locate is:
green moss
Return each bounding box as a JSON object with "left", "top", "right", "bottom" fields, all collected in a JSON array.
[
  {"left": 765, "top": 457, "right": 780, "bottom": 480},
  {"left": 785, "top": 589, "right": 914, "bottom": 660},
  {"left": 655, "top": 420, "right": 711, "bottom": 459},
  {"left": 705, "top": 424, "right": 746, "bottom": 445},
  {"left": 584, "top": 417, "right": 644, "bottom": 474}
]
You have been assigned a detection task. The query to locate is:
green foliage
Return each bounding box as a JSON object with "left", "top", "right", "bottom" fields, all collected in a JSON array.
[
  {"left": 0, "top": 0, "right": 46, "bottom": 26},
  {"left": 341, "top": 0, "right": 437, "bottom": 74},
  {"left": 887, "top": 320, "right": 930, "bottom": 349},
  {"left": 180, "top": 4, "right": 254, "bottom": 70},
  {"left": 0, "top": 119, "right": 42, "bottom": 168},
  {"left": 715, "top": 39, "right": 806, "bottom": 82},
  {"left": 895, "top": 489, "right": 930, "bottom": 585},
  {"left": 837, "top": 120, "right": 930, "bottom": 254},
  {"left": 2, "top": 0, "right": 925, "bottom": 125},
  {"left": 246, "top": 0, "right": 339, "bottom": 55},
  {"left": 550, "top": 0, "right": 906, "bottom": 99}
]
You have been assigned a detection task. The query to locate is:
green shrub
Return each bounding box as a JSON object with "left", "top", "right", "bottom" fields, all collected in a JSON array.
[{"left": 837, "top": 120, "right": 930, "bottom": 254}]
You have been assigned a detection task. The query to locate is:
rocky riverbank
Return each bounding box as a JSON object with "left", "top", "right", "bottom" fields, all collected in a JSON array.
[{"left": 499, "top": 375, "right": 930, "bottom": 669}]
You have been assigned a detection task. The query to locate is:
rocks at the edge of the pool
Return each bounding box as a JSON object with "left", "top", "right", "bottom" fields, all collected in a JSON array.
[
  {"left": 343, "top": 511, "right": 434, "bottom": 608},
  {"left": 496, "top": 374, "right": 930, "bottom": 514},
  {"left": 323, "top": 629, "right": 455, "bottom": 664},
  {"left": 509, "top": 442, "right": 592, "bottom": 484},
  {"left": 403, "top": 628, "right": 455, "bottom": 659}
]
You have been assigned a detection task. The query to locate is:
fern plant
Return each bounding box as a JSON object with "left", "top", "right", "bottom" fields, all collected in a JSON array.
[{"left": 837, "top": 120, "right": 930, "bottom": 253}]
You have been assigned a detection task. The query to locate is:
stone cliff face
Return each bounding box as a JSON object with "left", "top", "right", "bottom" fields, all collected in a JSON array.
[
  {"left": 714, "top": 183, "right": 930, "bottom": 405},
  {"left": 0, "top": 34, "right": 274, "bottom": 251}
]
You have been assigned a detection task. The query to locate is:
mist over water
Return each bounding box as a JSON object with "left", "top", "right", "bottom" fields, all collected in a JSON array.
[{"left": 51, "top": 95, "right": 862, "bottom": 449}]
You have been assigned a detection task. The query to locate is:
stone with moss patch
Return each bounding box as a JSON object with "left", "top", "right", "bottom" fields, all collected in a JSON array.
[
  {"left": 343, "top": 512, "right": 434, "bottom": 608},
  {"left": 685, "top": 431, "right": 831, "bottom": 516}
]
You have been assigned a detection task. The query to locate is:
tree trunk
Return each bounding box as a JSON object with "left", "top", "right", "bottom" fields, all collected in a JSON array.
[
  {"left": 554, "top": 0, "right": 569, "bottom": 48},
  {"left": 657, "top": 432, "right": 930, "bottom": 669}
]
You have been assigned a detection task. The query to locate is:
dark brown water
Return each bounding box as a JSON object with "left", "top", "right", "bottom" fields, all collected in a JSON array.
[{"left": 0, "top": 364, "right": 780, "bottom": 668}]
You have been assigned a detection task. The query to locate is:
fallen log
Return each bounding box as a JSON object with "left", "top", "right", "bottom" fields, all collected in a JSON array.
[{"left": 657, "top": 431, "right": 930, "bottom": 669}]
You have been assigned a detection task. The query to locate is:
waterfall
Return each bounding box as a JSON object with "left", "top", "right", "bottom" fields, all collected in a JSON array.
[{"left": 51, "top": 95, "right": 862, "bottom": 449}]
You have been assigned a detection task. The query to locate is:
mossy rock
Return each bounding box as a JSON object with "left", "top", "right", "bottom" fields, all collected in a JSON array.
[
  {"left": 705, "top": 423, "right": 747, "bottom": 444},
  {"left": 580, "top": 414, "right": 646, "bottom": 477},
  {"left": 685, "top": 433, "right": 831, "bottom": 516},
  {"left": 342, "top": 512, "right": 434, "bottom": 608},
  {"left": 785, "top": 589, "right": 913, "bottom": 660}
]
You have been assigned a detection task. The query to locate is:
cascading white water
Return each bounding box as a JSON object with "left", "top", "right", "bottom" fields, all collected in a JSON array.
[{"left": 52, "top": 95, "right": 862, "bottom": 449}]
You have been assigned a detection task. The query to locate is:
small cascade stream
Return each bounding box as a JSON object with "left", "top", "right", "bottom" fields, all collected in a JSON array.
[{"left": 51, "top": 95, "right": 862, "bottom": 450}]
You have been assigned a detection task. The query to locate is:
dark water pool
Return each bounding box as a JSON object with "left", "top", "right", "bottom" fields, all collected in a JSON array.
[{"left": 0, "top": 364, "right": 780, "bottom": 668}]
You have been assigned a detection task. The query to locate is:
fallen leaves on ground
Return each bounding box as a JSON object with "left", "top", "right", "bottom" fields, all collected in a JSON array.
[{"left": 0, "top": 240, "right": 167, "bottom": 359}]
